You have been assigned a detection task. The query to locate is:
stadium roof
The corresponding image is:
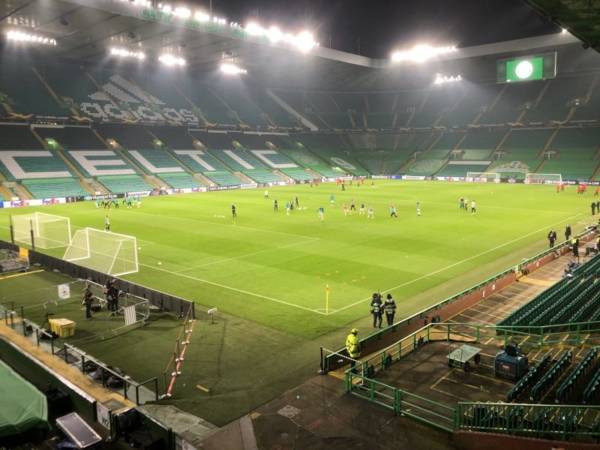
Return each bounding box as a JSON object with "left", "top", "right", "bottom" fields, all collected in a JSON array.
[
  {"left": 524, "top": 0, "right": 600, "bottom": 53},
  {"left": 0, "top": 0, "right": 596, "bottom": 90}
]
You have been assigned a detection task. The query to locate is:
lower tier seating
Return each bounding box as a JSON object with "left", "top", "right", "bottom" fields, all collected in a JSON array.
[
  {"left": 98, "top": 175, "right": 152, "bottom": 193},
  {"left": 204, "top": 171, "right": 243, "bottom": 186},
  {"left": 158, "top": 172, "right": 203, "bottom": 189},
  {"left": 23, "top": 178, "right": 87, "bottom": 198}
]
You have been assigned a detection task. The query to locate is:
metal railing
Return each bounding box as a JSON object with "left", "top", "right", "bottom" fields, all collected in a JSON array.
[
  {"left": 0, "top": 300, "right": 159, "bottom": 405},
  {"left": 343, "top": 320, "right": 600, "bottom": 435},
  {"left": 456, "top": 402, "right": 600, "bottom": 440}
]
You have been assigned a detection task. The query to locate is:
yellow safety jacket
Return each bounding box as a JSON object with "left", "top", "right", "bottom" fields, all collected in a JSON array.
[{"left": 345, "top": 333, "right": 360, "bottom": 358}]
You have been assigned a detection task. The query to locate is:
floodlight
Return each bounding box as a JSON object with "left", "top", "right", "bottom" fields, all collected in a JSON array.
[
  {"left": 220, "top": 63, "right": 247, "bottom": 75},
  {"left": 109, "top": 47, "right": 146, "bottom": 60},
  {"left": 195, "top": 11, "right": 210, "bottom": 22},
  {"left": 561, "top": 28, "right": 568, "bottom": 34},
  {"left": 266, "top": 26, "right": 283, "bottom": 43},
  {"left": 391, "top": 44, "right": 456, "bottom": 63},
  {"left": 294, "top": 30, "right": 317, "bottom": 53},
  {"left": 159, "top": 53, "right": 186, "bottom": 67},
  {"left": 5, "top": 29, "right": 57, "bottom": 46},
  {"left": 173, "top": 7, "right": 191, "bottom": 19},
  {"left": 434, "top": 73, "right": 462, "bottom": 85},
  {"left": 245, "top": 22, "right": 265, "bottom": 36}
]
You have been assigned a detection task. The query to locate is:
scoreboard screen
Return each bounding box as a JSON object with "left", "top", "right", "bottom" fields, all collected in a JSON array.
[{"left": 497, "top": 53, "right": 556, "bottom": 83}]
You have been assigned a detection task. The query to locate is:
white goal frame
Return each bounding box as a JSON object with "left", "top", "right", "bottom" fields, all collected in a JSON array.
[
  {"left": 63, "top": 227, "right": 138, "bottom": 276},
  {"left": 466, "top": 172, "right": 501, "bottom": 183},
  {"left": 11, "top": 212, "right": 72, "bottom": 249},
  {"left": 524, "top": 173, "right": 563, "bottom": 185}
]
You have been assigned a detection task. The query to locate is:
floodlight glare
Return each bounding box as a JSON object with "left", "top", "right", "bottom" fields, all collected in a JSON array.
[
  {"left": 294, "top": 30, "right": 317, "bottom": 52},
  {"left": 5, "top": 29, "right": 57, "bottom": 46},
  {"left": 391, "top": 44, "right": 456, "bottom": 63},
  {"left": 110, "top": 47, "right": 146, "bottom": 60},
  {"left": 266, "top": 26, "right": 283, "bottom": 43},
  {"left": 434, "top": 73, "right": 462, "bottom": 85},
  {"left": 173, "top": 7, "right": 191, "bottom": 19},
  {"left": 220, "top": 63, "right": 247, "bottom": 75},
  {"left": 195, "top": 11, "right": 210, "bottom": 22},
  {"left": 245, "top": 22, "right": 265, "bottom": 36},
  {"left": 159, "top": 54, "right": 186, "bottom": 67}
]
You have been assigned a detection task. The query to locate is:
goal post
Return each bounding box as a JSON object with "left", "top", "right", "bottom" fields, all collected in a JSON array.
[
  {"left": 11, "top": 212, "right": 72, "bottom": 249},
  {"left": 63, "top": 228, "right": 138, "bottom": 276},
  {"left": 524, "top": 173, "right": 563, "bottom": 185},
  {"left": 466, "top": 172, "right": 501, "bottom": 183}
]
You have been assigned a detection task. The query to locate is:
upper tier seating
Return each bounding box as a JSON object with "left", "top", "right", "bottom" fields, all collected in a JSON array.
[
  {"left": 0, "top": 63, "right": 66, "bottom": 117},
  {"left": 525, "top": 75, "right": 595, "bottom": 124},
  {"left": 190, "top": 131, "right": 233, "bottom": 149},
  {"left": 480, "top": 81, "right": 544, "bottom": 124}
]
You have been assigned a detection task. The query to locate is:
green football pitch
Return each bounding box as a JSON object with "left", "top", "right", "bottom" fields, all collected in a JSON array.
[{"left": 0, "top": 180, "right": 593, "bottom": 338}]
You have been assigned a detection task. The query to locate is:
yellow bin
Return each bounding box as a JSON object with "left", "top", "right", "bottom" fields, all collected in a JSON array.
[{"left": 48, "top": 318, "right": 76, "bottom": 338}]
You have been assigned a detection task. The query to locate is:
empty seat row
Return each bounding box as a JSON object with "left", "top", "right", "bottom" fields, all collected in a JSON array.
[{"left": 530, "top": 351, "right": 572, "bottom": 401}]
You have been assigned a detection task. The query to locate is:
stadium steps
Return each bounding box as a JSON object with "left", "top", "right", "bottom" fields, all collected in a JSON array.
[
  {"left": 233, "top": 171, "right": 255, "bottom": 184},
  {"left": 590, "top": 156, "right": 600, "bottom": 181},
  {"left": 29, "top": 127, "right": 50, "bottom": 149},
  {"left": 12, "top": 182, "right": 32, "bottom": 200},
  {"left": 207, "top": 87, "right": 243, "bottom": 126},
  {"left": 272, "top": 169, "right": 293, "bottom": 182},
  {"left": 0, "top": 173, "right": 13, "bottom": 199},
  {"left": 193, "top": 173, "right": 215, "bottom": 187}
]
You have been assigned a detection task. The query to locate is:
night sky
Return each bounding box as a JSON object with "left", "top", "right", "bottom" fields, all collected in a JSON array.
[{"left": 189, "top": 0, "right": 559, "bottom": 58}]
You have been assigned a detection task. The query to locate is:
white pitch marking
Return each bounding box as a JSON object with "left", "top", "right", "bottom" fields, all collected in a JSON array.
[{"left": 332, "top": 212, "right": 584, "bottom": 315}]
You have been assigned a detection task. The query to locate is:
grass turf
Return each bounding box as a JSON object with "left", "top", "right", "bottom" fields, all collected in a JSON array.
[
  {"left": 0, "top": 180, "right": 595, "bottom": 424},
  {"left": 0, "top": 180, "right": 593, "bottom": 338}
]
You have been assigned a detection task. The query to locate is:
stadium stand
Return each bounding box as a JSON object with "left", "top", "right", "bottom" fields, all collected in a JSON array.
[
  {"left": 525, "top": 75, "right": 595, "bottom": 124},
  {"left": 158, "top": 172, "right": 203, "bottom": 189},
  {"left": 23, "top": 178, "right": 88, "bottom": 198},
  {"left": 0, "top": 63, "right": 66, "bottom": 117},
  {"left": 190, "top": 130, "right": 233, "bottom": 149},
  {"left": 97, "top": 124, "right": 155, "bottom": 149},
  {"left": 0, "top": 150, "right": 73, "bottom": 181},
  {"left": 490, "top": 128, "right": 550, "bottom": 178},
  {"left": 411, "top": 85, "right": 462, "bottom": 128},
  {"left": 126, "top": 149, "right": 187, "bottom": 174},
  {"left": 543, "top": 127, "right": 600, "bottom": 181},
  {"left": 218, "top": 83, "right": 270, "bottom": 128},
  {"left": 98, "top": 175, "right": 152, "bottom": 193},
  {"left": 203, "top": 171, "right": 244, "bottom": 186},
  {"left": 148, "top": 126, "right": 196, "bottom": 149},
  {"left": 279, "top": 147, "right": 342, "bottom": 177},
  {"left": 500, "top": 255, "right": 600, "bottom": 328},
  {"left": 34, "top": 126, "right": 106, "bottom": 149},
  {"left": 480, "top": 81, "right": 544, "bottom": 124},
  {"left": 0, "top": 124, "right": 44, "bottom": 150}
]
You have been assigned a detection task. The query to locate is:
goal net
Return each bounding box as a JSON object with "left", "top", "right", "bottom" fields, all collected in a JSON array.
[
  {"left": 63, "top": 228, "right": 138, "bottom": 276},
  {"left": 524, "top": 173, "right": 563, "bottom": 185},
  {"left": 12, "top": 212, "right": 71, "bottom": 249},
  {"left": 466, "top": 172, "right": 501, "bottom": 183}
]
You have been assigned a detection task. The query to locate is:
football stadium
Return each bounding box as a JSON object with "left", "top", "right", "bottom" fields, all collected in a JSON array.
[{"left": 1, "top": 0, "right": 600, "bottom": 448}]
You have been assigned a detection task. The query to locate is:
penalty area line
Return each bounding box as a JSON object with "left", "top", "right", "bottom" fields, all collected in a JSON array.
[
  {"left": 140, "top": 262, "right": 328, "bottom": 315},
  {"left": 331, "top": 212, "right": 585, "bottom": 315}
]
